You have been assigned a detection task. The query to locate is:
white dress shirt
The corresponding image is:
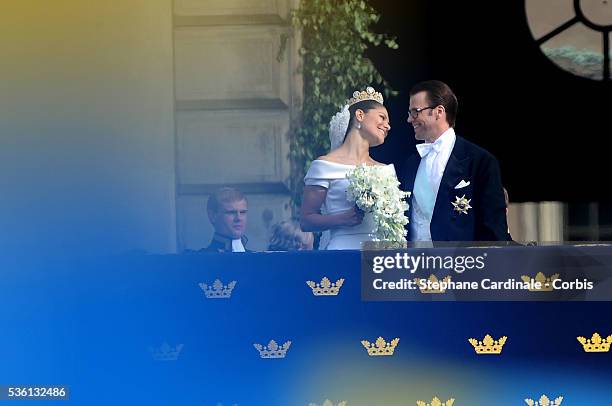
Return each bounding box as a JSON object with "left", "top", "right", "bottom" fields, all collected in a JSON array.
[{"left": 410, "top": 127, "right": 457, "bottom": 241}]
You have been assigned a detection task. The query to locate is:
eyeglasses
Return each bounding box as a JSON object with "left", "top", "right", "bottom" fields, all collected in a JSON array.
[{"left": 407, "top": 106, "right": 437, "bottom": 119}]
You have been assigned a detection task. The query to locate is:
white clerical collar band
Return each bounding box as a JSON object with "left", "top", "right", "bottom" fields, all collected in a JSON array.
[{"left": 232, "top": 239, "right": 246, "bottom": 252}]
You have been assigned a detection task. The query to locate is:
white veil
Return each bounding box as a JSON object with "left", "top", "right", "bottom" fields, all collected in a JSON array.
[{"left": 328, "top": 104, "right": 350, "bottom": 151}]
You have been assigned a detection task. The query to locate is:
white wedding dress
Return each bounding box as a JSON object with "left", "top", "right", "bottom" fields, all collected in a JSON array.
[{"left": 304, "top": 159, "right": 397, "bottom": 250}]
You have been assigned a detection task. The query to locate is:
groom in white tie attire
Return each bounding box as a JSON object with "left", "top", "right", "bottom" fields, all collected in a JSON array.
[{"left": 400, "top": 80, "right": 512, "bottom": 243}]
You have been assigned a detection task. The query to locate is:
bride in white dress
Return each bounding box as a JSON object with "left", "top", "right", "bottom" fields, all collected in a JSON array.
[{"left": 300, "top": 87, "right": 397, "bottom": 250}]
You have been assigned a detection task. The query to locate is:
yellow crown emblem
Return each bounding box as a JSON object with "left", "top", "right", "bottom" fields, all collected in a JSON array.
[
  {"left": 413, "top": 274, "right": 452, "bottom": 293},
  {"left": 199, "top": 279, "right": 236, "bottom": 299},
  {"left": 525, "top": 395, "right": 563, "bottom": 405},
  {"left": 520, "top": 272, "right": 560, "bottom": 292},
  {"left": 347, "top": 86, "right": 384, "bottom": 106},
  {"left": 416, "top": 397, "right": 455, "bottom": 406},
  {"left": 468, "top": 334, "right": 507, "bottom": 354},
  {"left": 306, "top": 277, "right": 344, "bottom": 296},
  {"left": 253, "top": 339, "right": 291, "bottom": 359},
  {"left": 149, "top": 342, "right": 184, "bottom": 361},
  {"left": 361, "top": 336, "right": 399, "bottom": 356},
  {"left": 308, "top": 400, "right": 347, "bottom": 406},
  {"left": 577, "top": 332, "right": 612, "bottom": 352}
]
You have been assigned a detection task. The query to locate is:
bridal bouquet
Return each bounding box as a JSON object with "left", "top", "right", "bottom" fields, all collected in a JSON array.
[{"left": 346, "top": 164, "right": 410, "bottom": 243}]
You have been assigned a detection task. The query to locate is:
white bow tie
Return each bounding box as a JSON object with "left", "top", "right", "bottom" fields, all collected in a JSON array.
[{"left": 416, "top": 142, "right": 442, "bottom": 158}]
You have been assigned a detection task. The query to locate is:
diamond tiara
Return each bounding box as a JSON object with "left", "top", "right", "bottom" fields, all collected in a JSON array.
[{"left": 347, "top": 86, "right": 384, "bottom": 107}]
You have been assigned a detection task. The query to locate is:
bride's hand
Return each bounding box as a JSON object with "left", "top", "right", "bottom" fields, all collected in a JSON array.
[{"left": 338, "top": 206, "right": 364, "bottom": 227}]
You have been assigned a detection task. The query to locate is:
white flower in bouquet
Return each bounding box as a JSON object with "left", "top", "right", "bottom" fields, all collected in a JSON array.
[{"left": 346, "top": 164, "right": 411, "bottom": 243}]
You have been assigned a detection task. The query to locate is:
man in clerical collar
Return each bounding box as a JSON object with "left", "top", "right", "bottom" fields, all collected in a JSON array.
[{"left": 204, "top": 187, "right": 250, "bottom": 253}]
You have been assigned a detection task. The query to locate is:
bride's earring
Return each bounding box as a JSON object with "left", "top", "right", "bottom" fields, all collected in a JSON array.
[{"left": 356, "top": 122, "right": 362, "bottom": 129}]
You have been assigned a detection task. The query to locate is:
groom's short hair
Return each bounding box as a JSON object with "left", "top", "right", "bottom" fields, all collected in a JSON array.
[{"left": 409, "top": 80, "right": 458, "bottom": 127}]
